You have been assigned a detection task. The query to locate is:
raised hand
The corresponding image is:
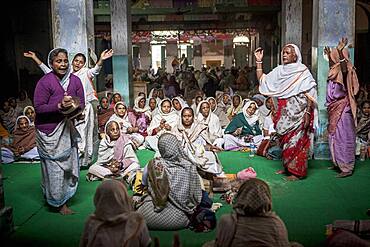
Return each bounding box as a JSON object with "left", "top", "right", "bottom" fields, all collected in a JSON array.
[
  {"left": 337, "top": 37, "right": 348, "bottom": 51},
  {"left": 324, "top": 46, "right": 331, "bottom": 56},
  {"left": 100, "top": 49, "right": 114, "bottom": 60},
  {"left": 24, "top": 51, "right": 36, "bottom": 58},
  {"left": 254, "top": 47, "right": 264, "bottom": 62}
]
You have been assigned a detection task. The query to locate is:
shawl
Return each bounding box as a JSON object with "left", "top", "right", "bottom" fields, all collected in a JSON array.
[
  {"left": 226, "top": 95, "right": 243, "bottom": 118},
  {"left": 11, "top": 116, "right": 36, "bottom": 153},
  {"left": 172, "top": 97, "right": 189, "bottom": 116},
  {"left": 328, "top": 47, "right": 359, "bottom": 124},
  {"left": 17, "top": 91, "right": 33, "bottom": 110},
  {"left": 80, "top": 180, "right": 150, "bottom": 247},
  {"left": 0, "top": 107, "right": 17, "bottom": 133},
  {"left": 242, "top": 100, "right": 260, "bottom": 126},
  {"left": 259, "top": 44, "right": 316, "bottom": 99},
  {"left": 109, "top": 102, "right": 134, "bottom": 133},
  {"left": 47, "top": 48, "right": 72, "bottom": 91},
  {"left": 356, "top": 113, "right": 370, "bottom": 141},
  {"left": 224, "top": 111, "right": 262, "bottom": 136},
  {"left": 133, "top": 95, "right": 150, "bottom": 115},
  {"left": 147, "top": 133, "right": 202, "bottom": 213},
  {"left": 97, "top": 97, "right": 114, "bottom": 133},
  {"left": 147, "top": 99, "right": 179, "bottom": 135},
  {"left": 196, "top": 100, "right": 223, "bottom": 141}
]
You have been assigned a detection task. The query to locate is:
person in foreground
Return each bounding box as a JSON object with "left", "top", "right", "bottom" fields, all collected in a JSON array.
[
  {"left": 34, "top": 48, "right": 85, "bottom": 215},
  {"left": 255, "top": 44, "right": 317, "bottom": 181},
  {"left": 205, "top": 178, "right": 301, "bottom": 247},
  {"left": 80, "top": 179, "right": 151, "bottom": 247}
]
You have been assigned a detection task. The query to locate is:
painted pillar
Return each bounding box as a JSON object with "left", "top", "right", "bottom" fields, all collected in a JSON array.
[
  {"left": 51, "top": 0, "right": 92, "bottom": 61},
  {"left": 223, "top": 38, "right": 233, "bottom": 69},
  {"left": 166, "top": 41, "right": 178, "bottom": 73},
  {"left": 139, "top": 42, "right": 151, "bottom": 70},
  {"left": 193, "top": 38, "right": 202, "bottom": 70},
  {"left": 258, "top": 32, "right": 272, "bottom": 72},
  {"left": 110, "top": 0, "right": 133, "bottom": 105},
  {"left": 312, "top": 0, "right": 355, "bottom": 159},
  {"left": 281, "top": 0, "right": 302, "bottom": 49}
]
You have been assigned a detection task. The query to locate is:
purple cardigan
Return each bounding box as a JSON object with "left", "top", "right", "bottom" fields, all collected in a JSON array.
[{"left": 34, "top": 72, "right": 85, "bottom": 134}]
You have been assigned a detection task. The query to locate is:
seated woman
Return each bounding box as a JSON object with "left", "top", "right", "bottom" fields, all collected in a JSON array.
[
  {"left": 172, "top": 96, "right": 188, "bottom": 116},
  {"left": 173, "top": 107, "right": 224, "bottom": 176},
  {"left": 207, "top": 97, "right": 230, "bottom": 129},
  {"left": 80, "top": 179, "right": 151, "bottom": 247},
  {"left": 109, "top": 101, "right": 144, "bottom": 148},
  {"left": 136, "top": 133, "right": 203, "bottom": 230},
  {"left": 97, "top": 96, "right": 114, "bottom": 139},
  {"left": 356, "top": 101, "right": 370, "bottom": 156},
  {"left": 109, "top": 92, "right": 122, "bottom": 109},
  {"left": 1, "top": 115, "right": 39, "bottom": 163},
  {"left": 224, "top": 100, "right": 263, "bottom": 151},
  {"left": 130, "top": 96, "right": 151, "bottom": 138},
  {"left": 145, "top": 99, "right": 179, "bottom": 153},
  {"left": 87, "top": 120, "right": 140, "bottom": 185},
  {"left": 226, "top": 94, "right": 243, "bottom": 121},
  {"left": 209, "top": 178, "right": 296, "bottom": 247},
  {"left": 196, "top": 100, "right": 224, "bottom": 148},
  {"left": 147, "top": 97, "right": 158, "bottom": 118},
  {"left": 0, "top": 100, "right": 17, "bottom": 133},
  {"left": 191, "top": 95, "right": 204, "bottom": 113},
  {"left": 23, "top": 106, "right": 36, "bottom": 126}
]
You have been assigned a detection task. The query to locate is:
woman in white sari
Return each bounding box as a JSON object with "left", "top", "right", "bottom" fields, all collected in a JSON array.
[
  {"left": 145, "top": 99, "right": 179, "bottom": 153},
  {"left": 207, "top": 97, "right": 230, "bottom": 129},
  {"left": 196, "top": 100, "right": 224, "bottom": 148},
  {"left": 173, "top": 107, "right": 224, "bottom": 176},
  {"left": 109, "top": 102, "right": 144, "bottom": 148},
  {"left": 87, "top": 120, "right": 140, "bottom": 185},
  {"left": 172, "top": 96, "right": 188, "bottom": 116}
]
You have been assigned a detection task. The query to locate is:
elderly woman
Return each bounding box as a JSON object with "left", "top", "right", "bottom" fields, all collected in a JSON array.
[
  {"left": 34, "top": 47, "right": 85, "bottom": 215},
  {"left": 224, "top": 101, "right": 263, "bottom": 151},
  {"left": 109, "top": 101, "right": 145, "bottom": 148},
  {"left": 87, "top": 120, "right": 140, "bottom": 185},
  {"left": 255, "top": 44, "right": 317, "bottom": 181},
  {"left": 172, "top": 107, "right": 224, "bottom": 176},
  {"left": 1, "top": 115, "right": 39, "bottom": 163},
  {"left": 196, "top": 100, "right": 224, "bottom": 148},
  {"left": 80, "top": 179, "right": 151, "bottom": 247},
  {"left": 325, "top": 38, "right": 359, "bottom": 178},
  {"left": 209, "top": 178, "right": 295, "bottom": 247},
  {"left": 137, "top": 133, "right": 202, "bottom": 230}
]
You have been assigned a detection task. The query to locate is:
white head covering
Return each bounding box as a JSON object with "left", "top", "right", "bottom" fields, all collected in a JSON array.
[
  {"left": 172, "top": 97, "right": 189, "bottom": 115},
  {"left": 133, "top": 95, "right": 150, "bottom": 113},
  {"left": 242, "top": 100, "right": 259, "bottom": 126},
  {"left": 47, "top": 48, "right": 72, "bottom": 91},
  {"left": 259, "top": 44, "right": 316, "bottom": 99},
  {"left": 147, "top": 98, "right": 179, "bottom": 135},
  {"left": 196, "top": 100, "right": 223, "bottom": 141},
  {"left": 14, "top": 115, "right": 31, "bottom": 131}
]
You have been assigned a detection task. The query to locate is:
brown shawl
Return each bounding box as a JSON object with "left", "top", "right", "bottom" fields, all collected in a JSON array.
[
  {"left": 98, "top": 108, "right": 114, "bottom": 133},
  {"left": 11, "top": 116, "right": 36, "bottom": 154},
  {"left": 328, "top": 48, "right": 359, "bottom": 126},
  {"left": 80, "top": 180, "right": 150, "bottom": 247}
]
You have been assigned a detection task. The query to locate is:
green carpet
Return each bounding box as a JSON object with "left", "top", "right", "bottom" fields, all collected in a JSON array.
[{"left": 2, "top": 150, "right": 370, "bottom": 247}]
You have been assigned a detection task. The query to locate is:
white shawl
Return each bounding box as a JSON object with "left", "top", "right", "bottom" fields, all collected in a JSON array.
[
  {"left": 108, "top": 102, "right": 132, "bottom": 133},
  {"left": 147, "top": 99, "right": 179, "bottom": 135},
  {"left": 242, "top": 100, "right": 260, "bottom": 126},
  {"left": 196, "top": 100, "right": 223, "bottom": 141}
]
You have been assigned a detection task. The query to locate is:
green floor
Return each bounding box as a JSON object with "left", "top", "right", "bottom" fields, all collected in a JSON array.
[{"left": 2, "top": 150, "right": 370, "bottom": 247}]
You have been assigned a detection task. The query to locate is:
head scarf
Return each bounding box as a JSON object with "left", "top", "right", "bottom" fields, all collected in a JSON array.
[
  {"left": 47, "top": 48, "right": 72, "bottom": 91},
  {"left": 229, "top": 94, "right": 243, "bottom": 116},
  {"left": 133, "top": 96, "right": 150, "bottom": 113},
  {"left": 242, "top": 100, "right": 259, "bottom": 126},
  {"left": 11, "top": 115, "right": 36, "bottom": 153},
  {"left": 109, "top": 101, "right": 133, "bottom": 133},
  {"left": 233, "top": 178, "right": 272, "bottom": 216},
  {"left": 23, "top": 106, "right": 35, "bottom": 124},
  {"left": 82, "top": 179, "right": 147, "bottom": 247},
  {"left": 98, "top": 97, "right": 114, "bottom": 133},
  {"left": 196, "top": 100, "right": 223, "bottom": 141},
  {"left": 172, "top": 97, "right": 188, "bottom": 114},
  {"left": 328, "top": 47, "right": 359, "bottom": 124},
  {"left": 17, "top": 90, "right": 33, "bottom": 110},
  {"left": 207, "top": 97, "right": 217, "bottom": 113},
  {"left": 259, "top": 44, "right": 316, "bottom": 99},
  {"left": 147, "top": 99, "right": 179, "bottom": 135}
]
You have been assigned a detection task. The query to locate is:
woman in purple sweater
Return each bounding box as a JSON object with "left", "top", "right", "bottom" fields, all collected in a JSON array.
[{"left": 34, "top": 48, "right": 85, "bottom": 215}]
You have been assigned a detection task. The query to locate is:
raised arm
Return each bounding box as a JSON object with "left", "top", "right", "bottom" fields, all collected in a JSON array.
[
  {"left": 336, "top": 37, "right": 348, "bottom": 74},
  {"left": 24, "top": 51, "right": 52, "bottom": 74},
  {"left": 87, "top": 49, "right": 114, "bottom": 79},
  {"left": 254, "top": 47, "right": 264, "bottom": 81}
]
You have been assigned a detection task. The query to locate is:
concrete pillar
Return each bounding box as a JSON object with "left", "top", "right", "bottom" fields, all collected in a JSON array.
[
  {"left": 165, "top": 41, "right": 178, "bottom": 73},
  {"left": 110, "top": 0, "right": 133, "bottom": 105},
  {"left": 193, "top": 39, "right": 202, "bottom": 70},
  {"left": 51, "top": 0, "right": 92, "bottom": 61},
  {"left": 139, "top": 42, "right": 151, "bottom": 70},
  {"left": 258, "top": 32, "right": 272, "bottom": 72},
  {"left": 223, "top": 38, "right": 233, "bottom": 69},
  {"left": 281, "top": 0, "right": 302, "bottom": 49},
  {"left": 312, "top": 0, "right": 356, "bottom": 159}
]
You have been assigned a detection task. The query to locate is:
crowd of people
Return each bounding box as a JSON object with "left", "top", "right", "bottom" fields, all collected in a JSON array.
[{"left": 1, "top": 37, "right": 369, "bottom": 246}]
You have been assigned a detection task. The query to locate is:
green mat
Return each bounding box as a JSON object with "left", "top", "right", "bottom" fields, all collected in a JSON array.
[{"left": 2, "top": 150, "right": 370, "bottom": 247}]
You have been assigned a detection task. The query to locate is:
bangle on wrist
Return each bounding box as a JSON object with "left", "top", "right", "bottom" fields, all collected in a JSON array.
[
  {"left": 305, "top": 111, "right": 311, "bottom": 115},
  {"left": 256, "top": 68, "right": 263, "bottom": 71},
  {"left": 339, "top": 58, "right": 346, "bottom": 62},
  {"left": 256, "top": 61, "right": 263, "bottom": 64}
]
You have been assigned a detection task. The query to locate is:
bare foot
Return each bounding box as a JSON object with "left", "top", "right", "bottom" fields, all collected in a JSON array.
[
  {"left": 336, "top": 172, "right": 352, "bottom": 178},
  {"left": 275, "top": 170, "right": 286, "bottom": 175},
  {"left": 284, "top": 175, "right": 299, "bottom": 181},
  {"left": 59, "top": 204, "right": 75, "bottom": 215}
]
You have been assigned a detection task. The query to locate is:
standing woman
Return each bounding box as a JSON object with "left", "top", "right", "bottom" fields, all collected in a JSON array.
[
  {"left": 255, "top": 44, "right": 317, "bottom": 181},
  {"left": 34, "top": 48, "right": 85, "bottom": 215},
  {"left": 325, "top": 38, "right": 359, "bottom": 178}
]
